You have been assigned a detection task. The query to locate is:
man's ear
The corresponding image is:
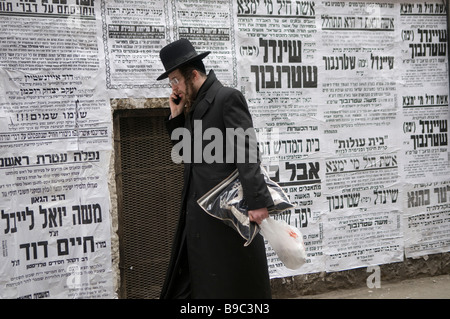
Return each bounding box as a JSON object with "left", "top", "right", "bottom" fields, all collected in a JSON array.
[{"left": 191, "top": 69, "right": 199, "bottom": 81}]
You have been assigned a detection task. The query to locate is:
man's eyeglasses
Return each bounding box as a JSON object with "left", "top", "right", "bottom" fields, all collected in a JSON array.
[{"left": 168, "top": 77, "right": 180, "bottom": 87}]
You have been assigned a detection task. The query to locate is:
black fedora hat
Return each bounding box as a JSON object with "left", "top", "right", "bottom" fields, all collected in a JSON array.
[{"left": 156, "top": 39, "right": 210, "bottom": 80}]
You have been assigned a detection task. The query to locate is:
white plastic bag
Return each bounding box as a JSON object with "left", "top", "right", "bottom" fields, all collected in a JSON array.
[
  {"left": 197, "top": 167, "right": 294, "bottom": 246},
  {"left": 260, "top": 217, "right": 306, "bottom": 270}
]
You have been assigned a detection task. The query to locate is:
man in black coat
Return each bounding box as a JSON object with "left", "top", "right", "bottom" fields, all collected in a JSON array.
[{"left": 157, "top": 39, "right": 274, "bottom": 299}]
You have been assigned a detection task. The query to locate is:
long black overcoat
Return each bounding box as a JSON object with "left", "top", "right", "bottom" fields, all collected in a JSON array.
[{"left": 160, "top": 71, "right": 274, "bottom": 299}]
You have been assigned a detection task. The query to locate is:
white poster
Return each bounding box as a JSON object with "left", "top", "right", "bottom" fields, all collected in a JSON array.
[
  {"left": 0, "top": 0, "right": 114, "bottom": 298},
  {"left": 173, "top": 0, "right": 237, "bottom": 87},
  {"left": 101, "top": 0, "right": 171, "bottom": 97},
  {"left": 404, "top": 181, "right": 450, "bottom": 258},
  {"left": 399, "top": 1, "right": 449, "bottom": 182},
  {"left": 235, "top": 0, "right": 326, "bottom": 278},
  {"left": 400, "top": 1, "right": 450, "bottom": 258}
]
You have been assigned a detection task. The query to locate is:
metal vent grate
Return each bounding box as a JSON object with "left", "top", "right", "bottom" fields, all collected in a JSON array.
[{"left": 115, "top": 109, "right": 183, "bottom": 299}]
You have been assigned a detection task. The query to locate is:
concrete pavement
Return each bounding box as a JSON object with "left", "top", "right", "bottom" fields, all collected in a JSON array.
[{"left": 295, "top": 274, "right": 450, "bottom": 299}]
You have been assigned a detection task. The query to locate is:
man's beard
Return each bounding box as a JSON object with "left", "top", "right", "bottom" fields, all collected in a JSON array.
[{"left": 184, "top": 79, "right": 196, "bottom": 114}]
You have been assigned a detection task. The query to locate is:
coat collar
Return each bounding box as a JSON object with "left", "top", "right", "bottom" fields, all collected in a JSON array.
[{"left": 191, "top": 70, "right": 223, "bottom": 120}]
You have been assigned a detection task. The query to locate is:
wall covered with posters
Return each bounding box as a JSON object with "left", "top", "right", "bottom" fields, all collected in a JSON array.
[{"left": 0, "top": 0, "right": 448, "bottom": 298}]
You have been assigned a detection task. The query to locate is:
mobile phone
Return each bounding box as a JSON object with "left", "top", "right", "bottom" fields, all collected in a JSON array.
[{"left": 172, "top": 94, "right": 181, "bottom": 105}]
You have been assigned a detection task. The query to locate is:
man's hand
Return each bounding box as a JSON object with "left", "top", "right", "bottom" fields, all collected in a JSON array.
[
  {"left": 169, "top": 92, "right": 185, "bottom": 118},
  {"left": 248, "top": 207, "right": 269, "bottom": 225}
]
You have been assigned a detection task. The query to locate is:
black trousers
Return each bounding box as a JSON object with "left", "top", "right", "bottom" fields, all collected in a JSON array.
[{"left": 169, "top": 230, "right": 191, "bottom": 299}]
